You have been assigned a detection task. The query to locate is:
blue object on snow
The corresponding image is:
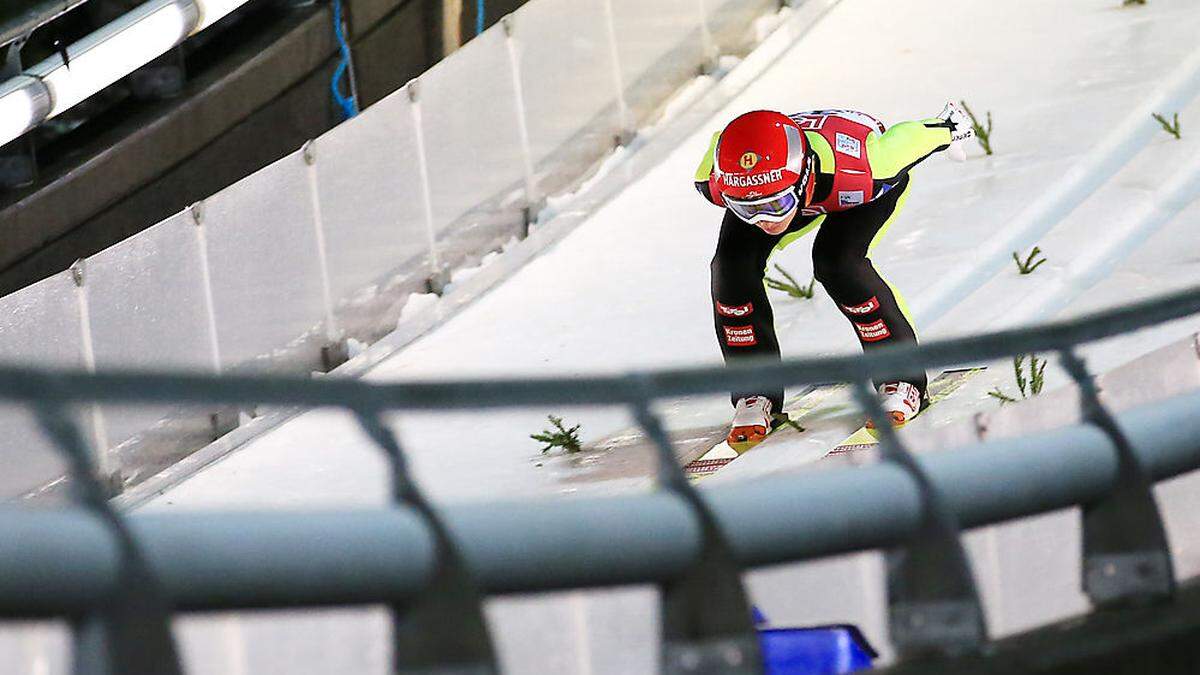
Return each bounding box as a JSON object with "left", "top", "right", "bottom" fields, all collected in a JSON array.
[{"left": 759, "top": 624, "right": 876, "bottom": 674}]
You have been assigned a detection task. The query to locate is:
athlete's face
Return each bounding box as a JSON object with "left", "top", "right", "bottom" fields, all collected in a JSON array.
[{"left": 756, "top": 208, "right": 797, "bottom": 235}]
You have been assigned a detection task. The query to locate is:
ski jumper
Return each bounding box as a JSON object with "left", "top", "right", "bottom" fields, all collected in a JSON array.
[{"left": 695, "top": 109, "right": 954, "bottom": 411}]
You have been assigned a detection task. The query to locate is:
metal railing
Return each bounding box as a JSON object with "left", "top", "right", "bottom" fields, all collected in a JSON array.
[
  {"left": 0, "top": 0, "right": 258, "bottom": 147},
  {"left": 5, "top": 280, "right": 1200, "bottom": 673}
]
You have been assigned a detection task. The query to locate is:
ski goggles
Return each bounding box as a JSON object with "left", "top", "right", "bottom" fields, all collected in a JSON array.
[{"left": 723, "top": 186, "right": 800, "bottom": 225}]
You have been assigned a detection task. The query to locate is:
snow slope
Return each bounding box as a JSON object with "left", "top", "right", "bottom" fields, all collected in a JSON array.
[
  {"left": 15, "top": 1, "right": 1200, "bottom": 673},
  {"left": 146, "top": 0, "right": 1200, "bottom": 511}
]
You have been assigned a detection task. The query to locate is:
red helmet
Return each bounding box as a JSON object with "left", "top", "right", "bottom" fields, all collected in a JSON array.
[{"left": 715, "top": 111, "right": 812, "bottom": 224}]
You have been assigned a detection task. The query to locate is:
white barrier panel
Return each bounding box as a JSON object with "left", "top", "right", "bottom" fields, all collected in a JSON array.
[
  {"left": 175, "top": 608, "right": 390, "bottom": 675},
  {"left": 0, "top": 622, "right": 68, "bottom": 675},
  {"left": 0, "top": 0, "right": 787, "bottom": 502},
  {"left": 418, "top": 28, "right": 528, "bottom": 252},
  {"left": 0, "top": 271, "right": 88, "bottom": 497},
  {"left": 311, "top": 91, "right": 433, "bottom": 311},
  {"left": 707, "top": 0, "right": 776, "bottom": 56},
  {"left": 84, "top": 212, "right": 220, "bottom": 476},
  {"left": 510, "top": 0, "right": 622, "bottom": 197},
  {"left": 201, "top": 149, "right": 330, "bottom": 374},
  {"left": 611, "top": 0, "right": 706, "bottom": 126}
]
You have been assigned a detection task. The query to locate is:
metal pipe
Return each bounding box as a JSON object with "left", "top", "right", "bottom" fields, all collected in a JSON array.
[
  {"left": 26, "top": 0, "right": 199, "bottom": 118},
  {"left": 0, "top": 0, "right": 253, "bottom": 146},
  {"left": 0, "top": 508, "right": 440, "bottom": 615},
  {"left": 0, "top": 390, "right": 1197, "bottom": 616},
  {"left": 0, "top": 74, "right": 51, "bottom": 144}
]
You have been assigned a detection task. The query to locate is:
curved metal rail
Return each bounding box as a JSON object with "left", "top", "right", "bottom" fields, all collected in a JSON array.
[{"left": 0, "top": 281, "right": 1198, "bottom": 672}]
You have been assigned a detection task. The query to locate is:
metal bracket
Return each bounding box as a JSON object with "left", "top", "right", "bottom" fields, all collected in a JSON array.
[
  {"left": 354, "top": 406, "right": 498, "bottom": 674},
  {"left": 320, "top": 338, "right": 350, "bottom": 371},
  {"left": 849, "top": 380, "right": 987, "bottom": 659},
  {"left": 70, "top": 258, "right": 86, "bottom": 287},
  {"left": 1058, "top": 348, "right": 1175, "bottom": 608},
  {"left": 189, "top": 200, "right": 204, "bottom": 225},
  {"left": 520, "top": 199, "right": 545, "bottom": 239},
  {"left": 28, "top": 381, "right": 182, "bottom": 675},
  {"left": 4, "top": 36, "right": 25, "bottom": 76},
  {"left": 630, "top": 378, "right": 762, "bottom": 675},
  {"left": 424, "top": 267, "right": 450, "bottom": 296},
  {"left": 209, "top": 407, "right": 239, "bottom": 439}
]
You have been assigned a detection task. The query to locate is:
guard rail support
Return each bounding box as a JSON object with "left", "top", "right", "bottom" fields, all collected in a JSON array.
[
  {"left": 30, "top": 382, "right": 181, "bottom": 675},
  {"left": 1059, "top": 348, "right": 1176, "bottom": 608},
  {"left": 850, "top": 381, "right": 986, "bottom": 659},
  {"left": 630, "top": 387, "right": 762, "bottom": 674},
  {"left": 352, "top": 401, "right": 499, "bottom": 673}
]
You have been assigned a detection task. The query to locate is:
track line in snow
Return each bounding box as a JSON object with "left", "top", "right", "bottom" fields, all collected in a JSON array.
[
  {"left": 992, "top": 149, "right": 1200, "bottom": 329},
  {"left": 912, "top": 45, "right": 1200, "bottom": 327}
]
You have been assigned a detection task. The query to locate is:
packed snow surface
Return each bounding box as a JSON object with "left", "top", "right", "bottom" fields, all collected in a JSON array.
[
  {"left": 151, "top": 0, "right": 1200, "bottom": 512},
  {"left": 14, "top": 1, "right": 1200, "bottom": 673}
]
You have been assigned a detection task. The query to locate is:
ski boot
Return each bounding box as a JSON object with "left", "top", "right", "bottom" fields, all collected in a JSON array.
[
  {"left": 727, "top": 396, "right": 789, "bottom": 453},
  {"left": 865, "top": 381, "right": 923, "bottom": 430}
]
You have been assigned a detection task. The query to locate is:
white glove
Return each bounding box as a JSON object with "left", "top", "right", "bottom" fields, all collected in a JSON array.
[{"left": 938, "top": 101, "right": 975, "bottom": 162}]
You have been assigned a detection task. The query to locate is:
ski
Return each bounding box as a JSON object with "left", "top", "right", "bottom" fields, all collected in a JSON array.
[
  {"left": 825, "top": 367, "right": 985, "bottom": 458},
  {"left": 683, "top": 367, "right": 985, "bottom": 480},
  {"left": 682, "top": 383, "right": 846, "bottom": 480}
]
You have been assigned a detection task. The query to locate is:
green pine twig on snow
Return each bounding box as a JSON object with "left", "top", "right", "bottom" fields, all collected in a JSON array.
[
  {"left": 1152, "top": 112, "right": 1182, "bottom": 139},
  {"left": 959, "top": 99, "right": 994, "bottom": 155},
  {"left": 1013, "top": 246, "right": 1047, "bottom": 275},
  {"left": 764, "top": 264, "right": 816, "bottom": 299},
  {"left": 531, "top": 415, "right": 583, "bottom": 454},
  {"left": 988, "top": 388, "right": 1018, "bottom": 405},
  {"left": 1029, "top": 354, "right": 1048, "bottom": 395}
]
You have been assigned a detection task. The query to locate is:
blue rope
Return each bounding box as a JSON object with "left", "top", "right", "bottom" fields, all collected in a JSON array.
[
  {"left": 330, "top": 0, "right": 358, "bottom": 120},
  {"left": 476, "top": 0, "right": 485, "bottom": 35}
]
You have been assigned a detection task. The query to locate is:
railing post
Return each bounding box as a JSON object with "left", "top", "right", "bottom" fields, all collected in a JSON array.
[
  {"left": 694, "top": 0, "right": 718, "bottom": 74},
  {"left": 27, "top": 382, "right": 181, "bottom": 675},
  {"left": 189, "top": 201, "right": 239, "bottom": 438},
  {"left": 406, "top": 80, "right": 449, "bottom": 294},
  {"left": 501, "top": 15, "right": 544, "bottom": 236},
  {"left": 849, "top": 379, "right": 987, "bottom": 659},
  {"left": 69, "top": 259, "right": 117, "bottom": 495},
  {"left": 629, "top": 377, "right": 762, "bottom": 674},
  {"left": 599, "top": 0, "right": 636, "bottom": 146},
  {"left": 302, "top": 140, "right": 349, "bottom": 371},
  {"left": 353, "top": 404, "right": 498, "bottom": 673},
  {"left": 1058, "top": 348, "right": 1175, "bottom": 607}
]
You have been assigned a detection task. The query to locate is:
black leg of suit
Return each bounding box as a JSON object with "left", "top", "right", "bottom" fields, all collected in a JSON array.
[
  {"left": 710, "top": 175, "right": 925, "bottom": 412},
  {"left": 710, "top": 210, "right": 794, "bottom": 412}
]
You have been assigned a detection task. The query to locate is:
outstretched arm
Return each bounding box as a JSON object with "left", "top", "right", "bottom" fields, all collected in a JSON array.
[
  {"left": 869, "top": 102, "right": 976, "bottom": 177},
  {"left": 866, "top": 119, "right": 953, "bottom": 181}
]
